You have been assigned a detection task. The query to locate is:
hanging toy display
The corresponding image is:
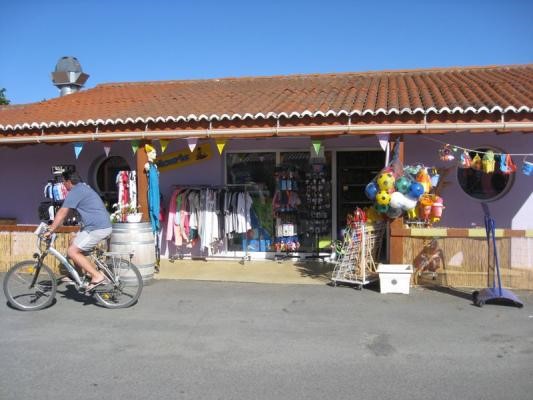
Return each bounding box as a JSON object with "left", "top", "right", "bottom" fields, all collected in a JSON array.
[
  {"left": 363, "top": 146, "right": 443, "bottom": 226},
  {"left": 482, "top": 150, "right": 495, "bottom": 173},
  {"left": 416, "top": 167, "right": 431, "bottom": 193},
  {"left": 418, "top": 194, "right": 434, "bottom": 223},
  {"left": 376, "top": 171, "right": 396, "bottom": 192},
  {"left": 429, "top": 168, "right": 440, "bottom": 188},
  {"left": 439, "top": 144, "right": 455, "bottom": 161},
  {"left": 430, "top": 196, "right": 445, "bottom": 224},
  {"left": 501, "top": 154, "right": 517, "bottom": 174},
  {"left": 459, "top": 150, "right": 472, "bottom": 168},
  {"left": 471, "top": 153, "right": 482, "bottom": 170},
  {"left": 522, "top": 156, "right": 533, "bottom": 176}
]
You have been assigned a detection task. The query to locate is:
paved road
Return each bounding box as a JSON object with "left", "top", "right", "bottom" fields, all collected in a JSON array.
[{"left": 1, "top": 278, "right": 532, "bottom": 400}]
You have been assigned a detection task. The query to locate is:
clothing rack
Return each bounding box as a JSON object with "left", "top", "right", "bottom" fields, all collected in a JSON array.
[{"left": 167, "top": 183, "right": 255, "bottom": 263}]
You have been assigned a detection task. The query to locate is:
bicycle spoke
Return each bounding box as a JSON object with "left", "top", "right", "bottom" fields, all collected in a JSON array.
[{"left": 3, "top": 261, "right": 57, "bottom": 311}]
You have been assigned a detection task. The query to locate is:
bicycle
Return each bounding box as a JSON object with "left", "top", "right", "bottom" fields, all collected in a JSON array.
[{"left": 3, "top": 222, "right": 143, "bottom": 311}]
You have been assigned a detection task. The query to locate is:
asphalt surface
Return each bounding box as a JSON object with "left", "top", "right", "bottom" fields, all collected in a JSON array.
[{"left": 1, "top": 277, "right": 533, "bottom": 400}]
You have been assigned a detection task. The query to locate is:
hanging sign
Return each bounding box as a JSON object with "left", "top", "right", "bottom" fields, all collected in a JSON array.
[
  {"left": 159, "top": 139, "right": 170, "bottom": 153},
  {"left": 187, "top": 137, "right": 198, "bottom": 152},
  {"left": 73, "top": 142, "right": 84, "bottom": 159},
  {"left": 131, "top": 140, "right": 140, "bottom": 155},
  {"left": 156, "top": 142, "right": 212, "bottom": 172},
  {"left": 215, "top": 139, "right": 227, "bottom": 155}
]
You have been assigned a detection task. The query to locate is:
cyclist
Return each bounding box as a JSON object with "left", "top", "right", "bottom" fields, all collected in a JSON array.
[{"left": 45, "top": 171, "right": 112, "bottom": 291}]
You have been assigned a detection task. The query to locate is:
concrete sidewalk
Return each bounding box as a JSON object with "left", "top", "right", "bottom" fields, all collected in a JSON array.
[{"left": 155, "top": 258, "right": 335, "bottom": 285}]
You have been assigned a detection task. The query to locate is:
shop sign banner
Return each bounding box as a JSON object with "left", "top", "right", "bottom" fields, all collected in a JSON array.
[{"left": 156, "top": 142, "right": 212, "bottom": 172}]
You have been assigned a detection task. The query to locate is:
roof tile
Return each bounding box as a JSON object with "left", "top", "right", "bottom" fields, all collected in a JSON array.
[{"left": 1, "top": 64, "right": 532, "bottom": 131}]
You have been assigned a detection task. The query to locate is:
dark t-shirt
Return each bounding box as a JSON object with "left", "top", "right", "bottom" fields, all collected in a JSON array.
[{"left": 62, "top": 183, "right": 111, "bottom": 231}]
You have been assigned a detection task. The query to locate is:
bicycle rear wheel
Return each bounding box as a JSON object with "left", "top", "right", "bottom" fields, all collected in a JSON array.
[
  {"left": 94, "top": 258, "right": 143, "bottom": 309},
  {"left": 3, "top": 260, "right": 57, "bottom": 311}
]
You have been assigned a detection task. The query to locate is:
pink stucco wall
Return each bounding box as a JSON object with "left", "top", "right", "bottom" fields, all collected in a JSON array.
[
  {"left": 1, "top": 132, "right": 531, "bottom": 229},
  {"left": 404, "top": 132, "right": 532, "bottom": 229}
]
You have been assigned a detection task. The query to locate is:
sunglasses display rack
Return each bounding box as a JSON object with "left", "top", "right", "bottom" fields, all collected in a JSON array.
[
  {"left": 303, "top": 162, "right": 331, "bottom": 260},
  {"left": 272, "top": 165, "right": 302, "bottom": 259}
]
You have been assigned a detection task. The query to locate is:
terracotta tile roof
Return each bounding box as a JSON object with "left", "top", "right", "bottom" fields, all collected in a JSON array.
[{"left": 1, "top": 64, "right": 532, "bottom": 131}]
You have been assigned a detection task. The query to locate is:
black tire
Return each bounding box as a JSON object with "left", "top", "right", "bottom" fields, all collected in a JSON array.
[
  {"left": 3, "top": 260, "right": 57, "bottom": 311},
  {"left": 94, "top": 259, "right": 143, "bottom": 309}
]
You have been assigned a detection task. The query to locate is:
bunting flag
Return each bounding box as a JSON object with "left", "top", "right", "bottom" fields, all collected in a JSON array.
[
  {"left": 311, "top": 139, "right": 322, "bottom": 155},
  {"left": 103, "top": 143, "right": 111, "bottom": 157},
  {"left": 187, "top": 137, "right": 198, "bottom": 152},
  {"left": 376, "top": 133, "right": 390, "bottom": 152},
  {"left": 74, "top": 142, "right": 84, "bottom": 159},
  {"left": 215, "top": 139, "right": 227, "bottom": 155},
  {"left": 159, "top": 139, "right": 170, "bottom": 153},
  {"left": 131, "top": 140, "right": 140, "bottom": 155}
]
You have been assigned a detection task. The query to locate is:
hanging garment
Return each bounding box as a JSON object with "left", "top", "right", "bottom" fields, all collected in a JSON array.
[
  {"left": 236, "top": 192, "right": 253, "bottom": 233},
  {"left": 165, "top": 189, "right": 180, "bottom": 242},
  {"left": 129, "top": 171, "right": 137, "bottom": 207},
  {"left": 147, "top": 163, "right": 160, "bottom": 233}
]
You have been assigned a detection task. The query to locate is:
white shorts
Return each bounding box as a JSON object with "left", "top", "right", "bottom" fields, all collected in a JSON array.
[{"left": 73, "top": 228, "right": 112, "bottom": 252}]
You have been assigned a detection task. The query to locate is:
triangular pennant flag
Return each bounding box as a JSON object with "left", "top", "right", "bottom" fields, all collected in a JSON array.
[
  {"left": 216, "top": 139, "right": 227, "bottom": 155},
  {"left": 74, "top": 142, "right": 84, "bottom": 159},
  {"left": 159, "top": 139, "right": 170, "bottom": 153},
  {"left": 103, "top": 144, "right": 111, "bottom": 157},
  {"left": 312, "top": 139, "right": 322, "bottom": 155},
  {"left": 187, "top": 137, "right": 198, "bottom": 152},
  {"left": 376, "top": 133, "right": 390, "bottom": 152},
  {"left": 131, "top": 140, "right": 140, "bottom": 155}
]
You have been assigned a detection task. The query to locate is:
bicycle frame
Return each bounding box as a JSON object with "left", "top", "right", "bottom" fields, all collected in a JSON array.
[{"left": 32, "top": 222, "right": 115, "bottom": 288}]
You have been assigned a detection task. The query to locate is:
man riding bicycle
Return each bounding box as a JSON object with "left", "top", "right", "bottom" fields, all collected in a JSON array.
[{"left": 45, "top": 171, "right": 112, "bottom": 291}]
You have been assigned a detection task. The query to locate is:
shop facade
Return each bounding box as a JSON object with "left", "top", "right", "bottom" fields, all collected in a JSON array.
[{"left": 1, "top": 65, "right": 532, "bottom": 288}]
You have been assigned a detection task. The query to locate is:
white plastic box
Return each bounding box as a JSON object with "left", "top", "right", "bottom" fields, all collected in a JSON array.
[{"left": 377, "top": 264, "right": 413, "bottom": 294}]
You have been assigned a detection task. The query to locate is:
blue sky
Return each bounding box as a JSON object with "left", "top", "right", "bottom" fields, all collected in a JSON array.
[{"left": 1, "top": 0, "right": 532, "bottom": 104}]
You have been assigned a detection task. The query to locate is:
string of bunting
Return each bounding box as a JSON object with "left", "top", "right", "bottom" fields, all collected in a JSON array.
[{"left": 421, "top": 136, "right": 533, "bottom": 176}]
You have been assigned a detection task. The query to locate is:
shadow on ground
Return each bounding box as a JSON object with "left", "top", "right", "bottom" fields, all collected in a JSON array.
[{"left": 292, "top": 260, "right": 335, "bottom": 281}]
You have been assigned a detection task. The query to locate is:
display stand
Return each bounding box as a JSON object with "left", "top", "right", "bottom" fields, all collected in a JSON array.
[
  {"left": 304, "top": 162, "right": 331, "bottom": 261},
  {"left": 272, "top": 165, "right": 301, "bottom": 261},
  {"left": 331, "top": 221, "right": 386, "bottom": 289},
  {"left": 39, "top": 165, "right": 79, "bottom": 225}
]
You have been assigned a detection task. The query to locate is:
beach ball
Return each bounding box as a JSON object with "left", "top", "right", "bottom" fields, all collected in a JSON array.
[
  {"left": 377, "top": 172, "right": 395, "bottom": 191},
  {"left": 401, "top": 195, "right": 418, "bottom": 211},
  {"left": 386, "top": 207, "right": 403, "bottom": 219},
  {"left": 408, "top": 182, "right": 425, "bottom": 199},
  {"left": 395, "top": 176, "right": 411, "bottom": 194},
  {"left": 375, "top": 190, "right": 391, "bottom": 206},
  {"left": 375, "top": 204, "right": 389, "bottom": 214},
  {"left": 389, "top": 191, "right": 404, "bottom": 209},
  {"left": 364, "top": 182, "right": 379, "bottom": 200}
]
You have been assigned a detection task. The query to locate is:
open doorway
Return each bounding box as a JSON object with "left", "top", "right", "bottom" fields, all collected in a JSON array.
[{"left": 336, "top": 150, "right": 385, "bottom": 237}]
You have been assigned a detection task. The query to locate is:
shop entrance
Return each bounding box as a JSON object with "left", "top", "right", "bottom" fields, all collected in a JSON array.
[{"left": 336, "top": 150, "right": 385, "bottom": 237}]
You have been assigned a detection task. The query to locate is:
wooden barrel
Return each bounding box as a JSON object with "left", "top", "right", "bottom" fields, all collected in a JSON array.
[{"left": 109, "top": 222, "right": 156, "bottom": 284}]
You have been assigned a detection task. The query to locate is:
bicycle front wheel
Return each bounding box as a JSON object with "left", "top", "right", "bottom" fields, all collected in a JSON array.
[
  {"left": 94, "top": 258, "right": 143, "bottom": 309},
  {"left": 3, "top": 260, "right": 57, "bottom": 311}
]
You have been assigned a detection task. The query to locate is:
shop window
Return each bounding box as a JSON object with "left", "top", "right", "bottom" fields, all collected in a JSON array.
[
  {"left": 280, "top": 151, "right": 332, "bottom": 253},
  {"left": 226, "top": 152, "right": 276, "bottom": 252},
  {"left": 93, "top": 156, "right": 131, "bottom": 209},
  {"left": 457, "top": 148, "right": 513, "bottom": 201}
]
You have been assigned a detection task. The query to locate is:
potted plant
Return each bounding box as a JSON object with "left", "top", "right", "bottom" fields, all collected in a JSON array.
[{"left": 110, "top": 203, "right": 142, "bottom": 223}]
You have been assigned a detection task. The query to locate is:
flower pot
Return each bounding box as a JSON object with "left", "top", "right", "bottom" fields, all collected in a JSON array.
[{"left": 126, "top": 213, "right": 143, "bottom": 223}]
